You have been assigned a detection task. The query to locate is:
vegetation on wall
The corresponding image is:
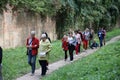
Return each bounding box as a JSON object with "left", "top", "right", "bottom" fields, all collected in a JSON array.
[{"left": 0, "top": 0, "right": 120, "bottom": 38}]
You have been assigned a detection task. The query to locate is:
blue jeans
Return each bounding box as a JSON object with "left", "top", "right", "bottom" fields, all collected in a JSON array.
[
  {"left": 28, "top": 50, "right": 36, "bottom": 74},
  {"left": 99, "top": 38, "right": 103, "bottom": 47}
]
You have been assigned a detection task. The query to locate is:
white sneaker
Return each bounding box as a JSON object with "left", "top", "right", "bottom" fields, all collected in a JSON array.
[{"left": 75, "top": 54, "right": 78, "bottom": 56}]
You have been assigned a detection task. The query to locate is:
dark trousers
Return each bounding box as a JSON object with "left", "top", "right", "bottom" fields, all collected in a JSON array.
[
  {"left": 28, "top": 50, "right": 36, "bottom": 74},
  {"left": 99, "top": 38, "right": 103, "bottom": 47},
  {"left": 68, "top": 44, "right": 75, "bottom": 61},
  {"left": 0, "top": 65, "right": 2, "bottom": 80},
  {"left": 39, "top": 60, "right": 47, "bottom": 76},
  {"left": 64, "top": 50, "right": 68, "bottom": 60}
]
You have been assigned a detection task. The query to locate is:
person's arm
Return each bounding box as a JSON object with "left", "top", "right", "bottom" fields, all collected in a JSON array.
[{"left": 46, "top": 41, "right": 52, "bottom": 53}]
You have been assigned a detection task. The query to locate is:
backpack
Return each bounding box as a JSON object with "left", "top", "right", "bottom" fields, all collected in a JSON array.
[{"left": 89, "top": 33, "right": 93, "bottom": 39}]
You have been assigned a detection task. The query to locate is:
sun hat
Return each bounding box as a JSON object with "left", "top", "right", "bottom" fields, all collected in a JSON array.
[{"left": 41, "top": 34, "right": 46, "bottom": 38}]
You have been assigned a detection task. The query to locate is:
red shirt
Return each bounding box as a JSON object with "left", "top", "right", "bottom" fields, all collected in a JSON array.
[
  {"left": 62, "top": 38, "right": 68, "bottom": 50},
  {"left": 26, "top": 37, "right": 39, "bottom": 55}
]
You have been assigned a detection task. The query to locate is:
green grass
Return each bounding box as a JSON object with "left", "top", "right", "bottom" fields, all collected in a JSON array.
[
  {"left": 2, "top": 28, "right": 120, "bottom": 80},
  {"left": 105, "top": 28, "right": 120, "bottom": 41},
  {"left": 42, "top": 40, "right": 120, "bottom": 80},
  {"left": 2, "top": 47, "right": 29, "bottom": 80},
  {"left": 49, "top": 40, "right": 64, "bottom": 63}
]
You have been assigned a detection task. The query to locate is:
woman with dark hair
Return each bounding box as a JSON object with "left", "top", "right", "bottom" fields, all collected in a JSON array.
[
  {"left": 43, "top": 32, "right": 51, "bottom": 43},
  {"left": 39, "top": 34, "right": 51, "bottom": 76},
  {"left": 68, "top": 32, "right": 76, "bottom": 61}
]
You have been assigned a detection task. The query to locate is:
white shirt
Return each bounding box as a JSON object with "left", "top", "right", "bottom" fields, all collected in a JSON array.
[
  {"left": 68, "top": 37, "right": 73, "bottom": 44},
  {"left": 84, "top": 32, "right": 90, "bottom": 40},
  {"left": 28, "top": 38, "right": 32, "bottom": 50}
]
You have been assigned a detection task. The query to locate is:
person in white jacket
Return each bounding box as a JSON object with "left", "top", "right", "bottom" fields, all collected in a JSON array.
[{"left": 68, "top": 32, "right": 77, "bottom": 61}]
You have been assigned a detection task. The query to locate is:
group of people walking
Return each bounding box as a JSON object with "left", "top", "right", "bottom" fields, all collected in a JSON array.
[
  {"left": 0, "top": 27, "right": 106, "bottom": 78},
  {"left": 62, "top": 27, "right": 106, "bottom": 61},
  {"left": 0, "top": 27, "right": 106, "bottom": 79}
]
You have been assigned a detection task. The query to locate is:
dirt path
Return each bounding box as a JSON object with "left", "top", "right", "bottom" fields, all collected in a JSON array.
[{"left": 16, "top": 36, "right": 120, "bottom": 80}]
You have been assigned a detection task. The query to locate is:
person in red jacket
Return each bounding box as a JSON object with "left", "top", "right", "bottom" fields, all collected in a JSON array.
[
  {"left": 26, "top": 31, "right": 39, "bottom": 76},
  {"left": 62, "top": 35, "right": 68, "bottom": 61}
]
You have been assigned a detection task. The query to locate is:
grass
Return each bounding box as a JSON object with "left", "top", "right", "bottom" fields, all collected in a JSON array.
[
  {"left": 105, "top": 28, "right": 120, "bottom": 41},
  {"left": 42, "top": 40, "right": 120, "bottom": 80},
  {"left": 49, "top": 40, "right": 64, "bottom": 63},
  {"left": 2, "top": 28, "right": 120, "bottom": 80}
]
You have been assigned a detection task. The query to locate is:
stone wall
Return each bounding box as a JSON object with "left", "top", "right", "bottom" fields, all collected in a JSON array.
[{"left": 0, "top": 5, "right": 57, "bottom": 48}]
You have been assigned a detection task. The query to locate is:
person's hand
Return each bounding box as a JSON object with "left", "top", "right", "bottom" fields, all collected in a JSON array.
[
  {"left": 0, "top": 64, "right": 2, "bottom": 67},
  {"left": 27, "top": 45, "right": 32, "bottom": 48},
  {"left": 34, "top": 45, "right": 37, "bottom": 47},
  {"left": 46, "top": 51, "right": 48, "bottom": 54},
  {"left": 26, "top": 45, "right": 29, "bottom": 48}
]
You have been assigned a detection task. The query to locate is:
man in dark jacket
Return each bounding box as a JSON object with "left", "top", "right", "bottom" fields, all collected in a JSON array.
[
  {"left": 98, "top": 28, "right": 104, "bottom": 47},
  {"left": 0, "top": 46, "right": 3, "bottom": 80}
]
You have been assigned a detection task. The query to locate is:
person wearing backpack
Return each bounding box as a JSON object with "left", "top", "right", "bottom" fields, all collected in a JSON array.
[
  {"left": 38, "top": 34, "right": 51, "bottom": 76},
  {"left": 89, "top": 27, "right": 94, "bottom": 47},
  {"left": 78, "top": 29, "right": 84, "bottom": 42},
  {"left": 82, "top": 28, "right": 90, "bottom": 50},
  {"left": 98, "top": 28, "right": 104, "bottom": 47},
  {"left": 0, "top": 46, "right": 3, "bottom": 80}
]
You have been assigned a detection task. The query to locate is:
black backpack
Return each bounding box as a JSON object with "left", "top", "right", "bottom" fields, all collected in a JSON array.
[{"left": 89, "top": 33, "right": 93, "bottom": 39}]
